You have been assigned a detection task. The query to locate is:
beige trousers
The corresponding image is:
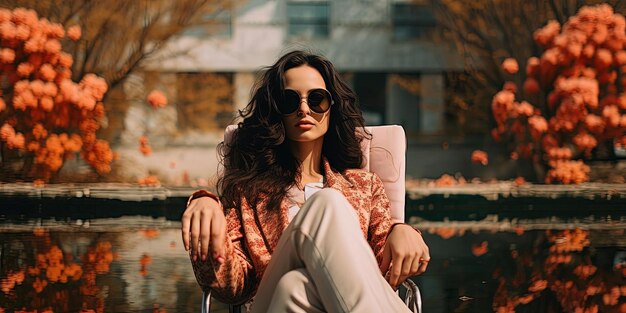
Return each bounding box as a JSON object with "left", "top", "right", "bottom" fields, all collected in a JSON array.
[{"left": 250, "top": 188, "right": 411, "bottom": 313}]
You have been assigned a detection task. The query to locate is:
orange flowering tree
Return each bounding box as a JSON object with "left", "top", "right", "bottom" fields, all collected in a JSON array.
[
  {"left": 491, "top": 4, "right": 626, "bottom": 184},
  {"left": 0, "top": 8, "right": 112, "bottom": 181},
  {"left": 435, "top": 0, "right": 626, "bottom": 136},
  {"left": 3, "top": 0, "right": 236, "bottom": 94},
  {"left": 0, "top": 0, "right": 234, "bottom": 182}
]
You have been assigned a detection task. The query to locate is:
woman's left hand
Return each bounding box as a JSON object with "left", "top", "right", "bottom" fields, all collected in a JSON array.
[{"left": 380, "top": 224, "right": 430, "bottom": 289}]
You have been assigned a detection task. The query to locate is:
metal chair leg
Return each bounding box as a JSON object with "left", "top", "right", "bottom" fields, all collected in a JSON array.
[
  {"left": 229, "top": 304, "right": 242, "bottom": 313},
  {"left": 202, "top": 290, "right": 243, "bottom": 313},
  {"left": 401, "top": 279, "right": 422, "bottom": 313},
  {"left": 201, "top": 291, "right": 211, "bottom": 313}
]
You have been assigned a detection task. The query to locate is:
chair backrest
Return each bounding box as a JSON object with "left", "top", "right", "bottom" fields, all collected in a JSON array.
[{"left": 222, "top": 124, "right": 406, "bottom": 223}]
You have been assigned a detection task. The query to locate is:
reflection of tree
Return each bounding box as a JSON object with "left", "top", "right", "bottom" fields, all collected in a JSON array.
[
  {"left": 423, "top": 226, "right": 625, "bottom": 312},
  {"left": 434, "top": 0, "right": 626, "bottom": 135},
  {"left": 0, "top": 227, "right": 205, "bottom": 312},
  {"left": 491, "top": 229, "right": 625, "bottom": 313},
  {"left": 0, "top": 229, "right": 114, "bottom": 312},
  {"left": 139, "top": 253, "right": 152, "bottom": 277}
]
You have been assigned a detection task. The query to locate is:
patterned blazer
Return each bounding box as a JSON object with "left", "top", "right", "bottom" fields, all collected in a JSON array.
[{"left": 191, "top": 159, "right": 393, "bottom": 304}]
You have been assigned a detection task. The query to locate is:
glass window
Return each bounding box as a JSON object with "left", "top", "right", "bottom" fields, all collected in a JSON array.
[
  {"left": 392, "top": 3, "right": 436, "bottom": 40},
  {"left": 353, "top": 73, "right": 387, "bottom": 125},
  {"left": 287, "top": 2, "right": 330, "bottom": 38},
  {"left": 176, "top": 72, "right": 235, "bottom": 131},
  {"left": 184, "top": 9, "right": 232, "bottom": 38}
]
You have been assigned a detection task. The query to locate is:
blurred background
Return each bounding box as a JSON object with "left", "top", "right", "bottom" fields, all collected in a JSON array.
[
  {"left": 1, "top": 0, "right": 624, "bottom": 186},
  {"left": 0, "top": 1, "right": 625, "bottom": 313}
]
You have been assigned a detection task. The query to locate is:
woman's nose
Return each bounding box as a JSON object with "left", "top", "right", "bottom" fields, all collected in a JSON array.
[{"left": 296, "top": 97, "right": 310, "bottom": 116}]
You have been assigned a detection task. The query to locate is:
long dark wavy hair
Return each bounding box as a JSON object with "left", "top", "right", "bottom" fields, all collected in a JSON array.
[{"left": 217, "top": 50, "right": 370, "bottom": 211}]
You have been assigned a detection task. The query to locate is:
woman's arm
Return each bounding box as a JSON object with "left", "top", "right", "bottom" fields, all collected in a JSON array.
[
  {"left": 368, "top": 174, "right": 430, "bottom": 289},
  {"left": 183, "top": 193, "right": 256, "bottom": 304},
  {"left": 367, "top": 174, "right": 393, "bottom": 264}
]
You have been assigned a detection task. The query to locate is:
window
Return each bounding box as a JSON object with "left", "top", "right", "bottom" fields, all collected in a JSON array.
[
  {"left": 353, "top": 73, "right": 387, "bottom": 125},
  {"left": 392, "top": 3, "right": 436, "bottom": 40},
  {"left": 287, "top": 2, "right": 330, "bottom": 38},
  {"left": 184, "top": 9, "right": 232, "bottom": 38},
  {"left": 176, "top": 72, "right": 235, "bottom": 131},
  {"left": 387, "top": 73, "right": 422, "bottom": 133}
]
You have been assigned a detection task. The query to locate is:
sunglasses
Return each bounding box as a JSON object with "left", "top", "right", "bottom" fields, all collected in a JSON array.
[{"left": 277, "top": 89, "right": 334, "bottom": 115}]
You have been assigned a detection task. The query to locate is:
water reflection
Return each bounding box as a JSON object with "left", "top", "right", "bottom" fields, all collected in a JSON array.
[
  {"left": 0, "top": 227, "right": 202, "bottom": 313},
  {"left": 415, "top": 225, "right": 626, "bottom": 313},
  {"left": 0, "top": 221, "right": 624, "bottom": 313}
]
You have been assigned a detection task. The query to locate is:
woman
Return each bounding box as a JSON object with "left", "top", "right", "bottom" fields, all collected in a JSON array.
[{"left": 181, "top": 50, "right": 430, "bottom": 312}]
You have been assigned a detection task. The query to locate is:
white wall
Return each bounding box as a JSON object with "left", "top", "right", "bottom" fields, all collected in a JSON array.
[{"left": 146, "top": 0, "right": 464, "bottom": 73}]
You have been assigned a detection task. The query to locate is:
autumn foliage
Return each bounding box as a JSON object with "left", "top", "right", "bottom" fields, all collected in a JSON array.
[
  {"left": 0, "top": 229, "right": 114, "bottom": 312},
  {"left": 492, "top": 228, "right": 625, "bottom": 313},
  {"left": 147, "top": 90, "right": 167, "bottom": 109},
  {"left": 0, "top": 7, "right": 112, "bottom": 181},
  {"left": 471, "top": 149, "right": 489, "bottom": 165},
  {"left": 139, "top": 135, "right": 152, "bottom": 156},
  {"left": 491, "top": 4, "right": 626, "bottom": 184}
]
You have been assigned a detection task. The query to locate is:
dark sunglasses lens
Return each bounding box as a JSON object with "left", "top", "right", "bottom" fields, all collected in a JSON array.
[
  {"left": 280, "top": 90, "right": 300, "bottom": 114},
  {"left": 308, "top": 89, "right": 330, "bottom": 113}
]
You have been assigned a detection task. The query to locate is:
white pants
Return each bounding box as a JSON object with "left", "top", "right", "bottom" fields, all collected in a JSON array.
[{"left": 250, "top": 189, "right": 411, "bottom": 313}]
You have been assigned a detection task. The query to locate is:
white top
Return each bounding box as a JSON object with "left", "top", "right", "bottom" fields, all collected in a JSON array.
[{"left": 286, "top": 181, "right": 324, "bottom": 222}]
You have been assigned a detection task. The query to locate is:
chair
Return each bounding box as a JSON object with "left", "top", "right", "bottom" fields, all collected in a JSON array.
[{"left": 201, "top": 125, "right": 422, "bottom": 313}]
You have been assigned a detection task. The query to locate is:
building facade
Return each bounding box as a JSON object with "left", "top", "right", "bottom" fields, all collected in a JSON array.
[{"left": 117, "top": 0, "right": 475, "bottom": 183}]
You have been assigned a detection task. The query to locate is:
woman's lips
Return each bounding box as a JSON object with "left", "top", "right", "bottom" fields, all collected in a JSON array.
[{"left": 295, "top": 121, "right": 314, "bottom": 129}]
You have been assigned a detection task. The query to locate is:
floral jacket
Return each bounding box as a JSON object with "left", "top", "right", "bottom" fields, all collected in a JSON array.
[{"left": 190, "top": 159, "right": 393, "bottom": 304}]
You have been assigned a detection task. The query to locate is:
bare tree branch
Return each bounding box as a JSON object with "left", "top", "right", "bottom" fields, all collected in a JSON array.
[
  {"left": 0, "top": 0, "right": 237, "bottom": 94},
  {"left": 549, "top": 0, "right": 565, "bottom": 24},
  {"left": 435, "top": 0, "right": 606, "bottom": 135}
]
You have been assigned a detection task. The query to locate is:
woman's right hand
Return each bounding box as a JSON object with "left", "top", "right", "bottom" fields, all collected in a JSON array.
[{"left": 181, "top": 196, "right": 227, "bottom": 263}]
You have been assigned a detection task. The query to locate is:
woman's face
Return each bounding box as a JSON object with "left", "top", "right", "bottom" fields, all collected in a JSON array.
[{"left": 281, "top": 65, "right": 331, "bottom": 144}]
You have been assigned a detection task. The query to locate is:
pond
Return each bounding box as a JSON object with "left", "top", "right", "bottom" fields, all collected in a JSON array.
[
  {"left": 0, "top": 216, "right": 624, "bottom": 313},
  {"left": 411, "top": 220, "right": 625, "bottom": 313}
]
